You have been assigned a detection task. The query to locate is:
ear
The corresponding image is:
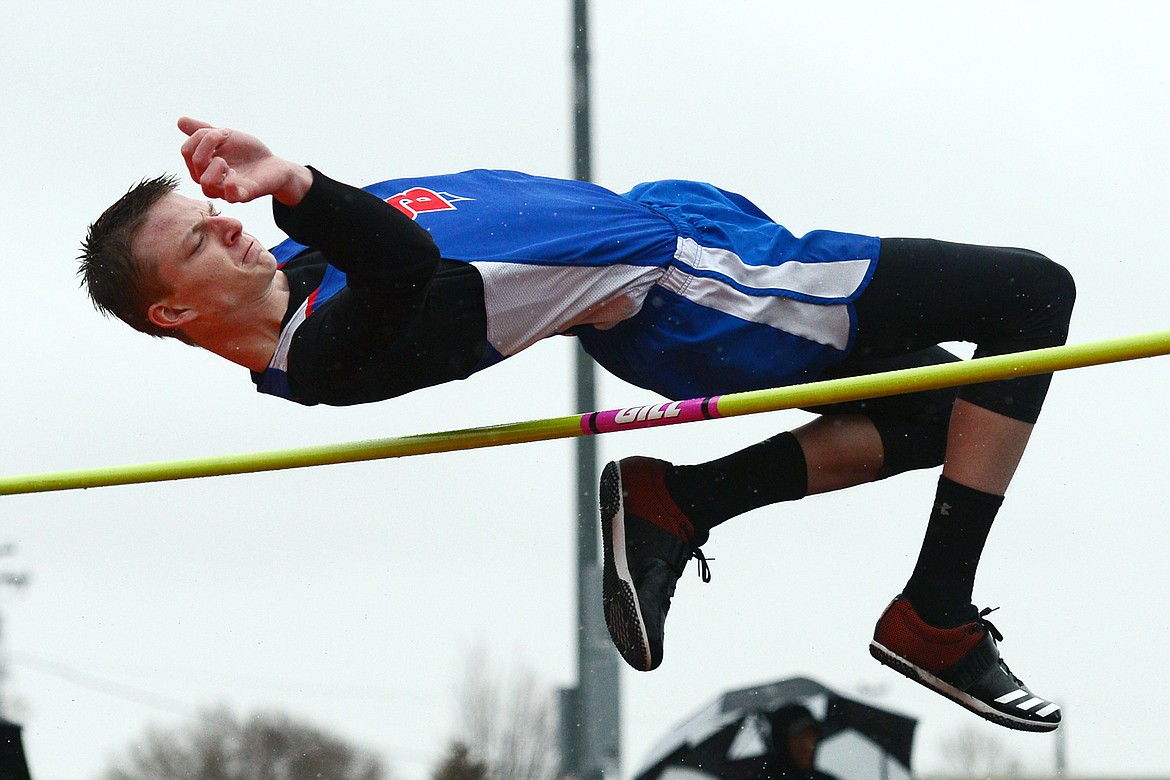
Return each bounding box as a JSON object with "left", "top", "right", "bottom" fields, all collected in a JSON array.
[{"left": 147, "top": 300, "right": 196, "bottom": 330}]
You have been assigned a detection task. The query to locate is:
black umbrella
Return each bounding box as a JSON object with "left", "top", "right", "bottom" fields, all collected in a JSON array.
[
  {"left": 0, "top": 719, "right": 31, "bottom": 780},
  {"left": 633, "top": 677, "right": 916, "bottom": 780}
]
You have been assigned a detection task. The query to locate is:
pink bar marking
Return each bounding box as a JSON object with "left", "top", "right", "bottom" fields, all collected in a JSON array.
[{"left": 580, "top": 396, "right": 721, "bottom": 435}]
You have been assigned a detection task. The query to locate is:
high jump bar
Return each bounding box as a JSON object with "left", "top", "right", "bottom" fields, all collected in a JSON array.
[{"left": 2, "top": 330, "right": 1168, "bottom": 496}]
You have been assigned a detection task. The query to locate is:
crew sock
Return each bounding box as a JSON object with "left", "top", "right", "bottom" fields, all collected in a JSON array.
[
  {"left": 902, "top": 475, "right": 1003, "bottom": 627},
  {"left": 663, "top": 432, "right": 808, "bottom": 537}
]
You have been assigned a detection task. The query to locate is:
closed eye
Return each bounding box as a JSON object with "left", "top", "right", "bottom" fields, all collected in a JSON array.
[{"left": 192, "top": 204, "right": 220, "bottom": 254}]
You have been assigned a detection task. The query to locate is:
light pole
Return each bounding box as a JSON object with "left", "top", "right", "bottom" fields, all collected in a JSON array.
[{"left": 559, "top": 2, "right": 621, "bottom": 778}]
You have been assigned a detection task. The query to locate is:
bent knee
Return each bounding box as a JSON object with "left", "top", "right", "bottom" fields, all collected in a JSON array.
[
  {"left": 1038, "top": 256, "right": 1077, "bottom": 315},
  {"left": 1016, "top": 253, "right": 1077, "bottom": 346}
]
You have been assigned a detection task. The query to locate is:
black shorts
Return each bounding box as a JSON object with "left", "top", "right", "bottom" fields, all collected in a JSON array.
[
  {"left": 804, "top": 238, "right": 1076, "bottom": 475},
  {"left": 837, "top": 237, "right": 1076, "bottom": 424}
]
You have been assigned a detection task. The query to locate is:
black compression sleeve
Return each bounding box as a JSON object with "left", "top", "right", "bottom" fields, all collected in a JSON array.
[{"left": 272, "top": 167, "right": 441, "bottom": 292}]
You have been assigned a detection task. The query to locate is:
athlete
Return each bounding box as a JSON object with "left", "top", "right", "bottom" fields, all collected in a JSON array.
[{"left": 79, "top": 118, "right": 1075, "bottom": 732}]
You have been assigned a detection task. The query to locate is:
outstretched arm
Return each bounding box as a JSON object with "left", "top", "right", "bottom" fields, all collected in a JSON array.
[{"left": 178, "top": 116, "right": 313, "bottom": 207}]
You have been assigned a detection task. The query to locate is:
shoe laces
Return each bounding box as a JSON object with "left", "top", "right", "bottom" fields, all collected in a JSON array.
[
  {"left": 691, "top": 546, "right": 712, "bottom": 583},
  {"left": 973, "top": 606, "right": 1024, "bottom": 685},
  {"left": 972, "top": 606, "right": 1004, "bottom": 642}
]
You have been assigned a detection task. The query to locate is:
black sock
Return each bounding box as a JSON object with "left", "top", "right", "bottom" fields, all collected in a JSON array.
[
  {"left": 902, "top": 475, "right": 1003, "bottom": 627},
  {"left": 663, "top": 432, "right": 808, "bottom": 535}
]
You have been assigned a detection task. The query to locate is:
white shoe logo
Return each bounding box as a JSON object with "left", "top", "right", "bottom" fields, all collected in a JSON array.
[{"left": 994, "top": 689, "right": 1060, "bottom": 718}]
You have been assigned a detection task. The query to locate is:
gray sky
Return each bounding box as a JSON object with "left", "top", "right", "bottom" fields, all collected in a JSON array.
[{"left": 2, "top": 2, "right": 1169, "bottom": 778}]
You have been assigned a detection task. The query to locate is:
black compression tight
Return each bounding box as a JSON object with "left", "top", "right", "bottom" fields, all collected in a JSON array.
[
  {"left": 811, "top": 238, "right": 1076, "bottom": 477},
  {"left": 852, "top": 238, "right": 1076, "bottom": 422}
]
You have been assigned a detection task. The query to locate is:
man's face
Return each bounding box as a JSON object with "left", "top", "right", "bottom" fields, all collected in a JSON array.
[
  {"left": 135, "top": 192, "right": 279, "bottom": 332},
  {"left": 787, "top": 726, "right": 819, "bottom": 771}
]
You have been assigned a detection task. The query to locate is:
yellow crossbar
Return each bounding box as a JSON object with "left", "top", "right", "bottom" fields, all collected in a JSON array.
[{"left": 1, "top": 330, "right": 1167, "bottom": 496}]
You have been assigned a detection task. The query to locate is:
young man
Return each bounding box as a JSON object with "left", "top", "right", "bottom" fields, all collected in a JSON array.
[{"left": 80, "top": 117, "right": 1074, "bottom": 732}]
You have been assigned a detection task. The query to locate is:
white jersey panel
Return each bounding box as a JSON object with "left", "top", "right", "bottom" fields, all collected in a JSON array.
[
  {"left": 474, "top": 260, "right": 664, "bottom": 356},
  {"left": 675, "top": 237, "right": 872, "bottom": 301},
  {"left": 658, "top": 266, "right": 852, "bottom": 350},
  {"left": 661, "top": 236, "right": 860, "bottom": 350}
]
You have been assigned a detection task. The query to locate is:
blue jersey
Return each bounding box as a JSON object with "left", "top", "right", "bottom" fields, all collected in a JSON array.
[{"left": 266, "top": 169, "right": 880, "bottom": 402}]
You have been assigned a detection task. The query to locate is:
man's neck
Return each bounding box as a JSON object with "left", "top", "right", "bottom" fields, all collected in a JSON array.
[{"left": 189, "top": 271, "right": 292, "bottom": 372}]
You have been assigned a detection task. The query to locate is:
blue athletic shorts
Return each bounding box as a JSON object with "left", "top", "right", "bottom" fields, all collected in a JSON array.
[{"left": 577, "top": 180, "right": 880, "bottom": 399}]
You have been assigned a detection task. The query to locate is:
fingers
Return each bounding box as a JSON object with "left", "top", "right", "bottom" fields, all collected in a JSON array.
[
  {"left": 222, "top": 178, "right": 252, "bottom": 204},
  {"left": 178, "top": 117, "right": 216, "bottom": 182},
  {"left": 175, "top": 117, "right": 271, "bottom": 203},
  {"left": 195, "top": 159, "right": 257, "bottom": 204},
  {"left": 195, "top": 156, "right": 231, "bottom": 199},
  {"left": 177, "top": 116, "right": 212, "bottom": 136},
  {"left": 180, "top": 124, "right": 232, "bottom": 188}
]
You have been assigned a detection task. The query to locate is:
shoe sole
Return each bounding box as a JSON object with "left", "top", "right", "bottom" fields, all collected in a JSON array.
[
  {"left": 600, "top": 461, "right": 654, "bottom": 672},
  {"left": 869, "top": 640, "right": 1059, "bottom": 733}
]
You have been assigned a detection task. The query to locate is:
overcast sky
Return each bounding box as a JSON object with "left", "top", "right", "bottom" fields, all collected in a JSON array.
[{"left": 2, "top": 2, "right": 1169, "bottom": 779}]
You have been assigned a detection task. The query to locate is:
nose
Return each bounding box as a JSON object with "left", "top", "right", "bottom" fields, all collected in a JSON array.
[{"left": 209, "top": 214, "right": 244, "bottom": 245}]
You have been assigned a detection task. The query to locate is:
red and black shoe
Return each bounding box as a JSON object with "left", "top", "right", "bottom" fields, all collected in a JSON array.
[
  {"left": 870, "top": 596, "right": 1061, "bottom": 732},
  {"left": 600, "top": 457, "right": 710, "bottom": 672}
]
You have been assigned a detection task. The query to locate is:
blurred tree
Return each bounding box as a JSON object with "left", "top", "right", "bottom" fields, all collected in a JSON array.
[
  {"left": 938, "top": 722, "right": 1024, "bottom": 778},
  {"left": 446, "top": 645, "right": 559, "bottom": 780},
  {"left": 101, "top": 706, "right": 389, "bottom": 780},
  {"left": 431, "top": 741, "right": 488, "bottom": 780}
]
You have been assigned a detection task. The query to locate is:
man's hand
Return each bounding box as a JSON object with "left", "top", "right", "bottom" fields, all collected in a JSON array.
[{"left": 178, "top": 117, "right": 312, "bottom": 206}]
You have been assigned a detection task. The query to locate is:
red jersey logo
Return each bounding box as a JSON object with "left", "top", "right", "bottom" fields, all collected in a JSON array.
[{"left": 386, "top": 188, "right": 474, "bottom": 219}]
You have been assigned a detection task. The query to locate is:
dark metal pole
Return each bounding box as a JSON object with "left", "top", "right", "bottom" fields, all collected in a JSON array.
[
  {"left": 561, "top": 1, "right": 620, "bottom": 777},
  {"left": 573, "top": 0, "right": 592, "bottom": 185}
]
